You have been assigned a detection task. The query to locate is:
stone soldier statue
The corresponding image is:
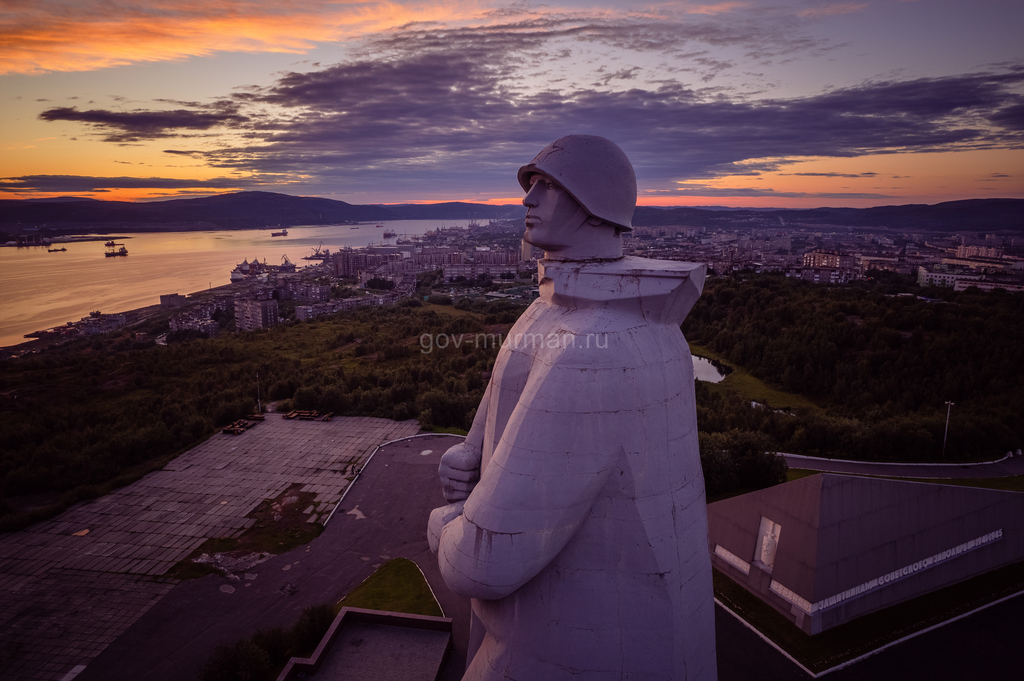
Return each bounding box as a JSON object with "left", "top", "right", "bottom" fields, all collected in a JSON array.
[{"left": 428, "top": 135, "right": 717, "bottom": 680}]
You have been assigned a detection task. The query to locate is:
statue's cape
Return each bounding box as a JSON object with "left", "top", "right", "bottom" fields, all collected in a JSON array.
[{"left": 538, "top": 255, "right": 706, "bottom": 325}]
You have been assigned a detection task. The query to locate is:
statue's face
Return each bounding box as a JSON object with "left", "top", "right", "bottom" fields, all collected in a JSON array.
[{"left": 522, "top": 174, "right": 584, "bottom": 250}]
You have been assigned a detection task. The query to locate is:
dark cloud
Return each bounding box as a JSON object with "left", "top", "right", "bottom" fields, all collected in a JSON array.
[
  {"left": 595, "top": 67, "right": 642, "bottom": 87},
  {"left": 0, "top": 175, "right": 259, "bottom": 192},
  {"left": 356, "top": 15, "right": 829, "bottom": 87},
  {"left": 203, "top": 56, "right": 1023, "bottom": 197},
  {"left": 33, "top": 17, "right": 1024, "bottom": 199},
  {"left": 989, "top": 100, "right": 1024, "bottom": 130},
  {"left": 38, "top": 103, "right": 248, "bottom": 142}
]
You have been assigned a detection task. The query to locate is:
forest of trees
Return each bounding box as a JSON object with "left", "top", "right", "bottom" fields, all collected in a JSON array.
[
  {"left": 0, "top": 299, "right": 521, "bottom": 521},
  {"left": 1, "top": 273, "right": 1021, "bottom": 527},
  {"left": 684, "top": 273, "right": 1024, "bottom": 462}
]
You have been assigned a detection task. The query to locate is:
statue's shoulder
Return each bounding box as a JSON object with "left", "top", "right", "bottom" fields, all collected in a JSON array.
[
  {"left": 538, "top": 256, "right": 706, "bottom": 325},
  {"left": 541, "top": 255, "right": 704, "bottom": 282}
]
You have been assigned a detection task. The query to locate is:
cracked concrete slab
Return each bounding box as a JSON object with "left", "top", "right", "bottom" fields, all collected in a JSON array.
[{"left": 0, "top": 415, "right": 419, "bottom": 680}]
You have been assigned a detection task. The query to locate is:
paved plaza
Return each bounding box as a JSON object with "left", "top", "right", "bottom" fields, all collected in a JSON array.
[{"left": 0, "top": 415, "right": 420, "bottom": 681}]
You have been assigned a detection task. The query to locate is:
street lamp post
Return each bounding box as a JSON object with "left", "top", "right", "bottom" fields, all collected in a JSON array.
[
  {"left": 942, "top": 401, "right": 954, "bottom": 458},
  {"left": 256, "top": 372, "right": 262, "bottom": 414}
]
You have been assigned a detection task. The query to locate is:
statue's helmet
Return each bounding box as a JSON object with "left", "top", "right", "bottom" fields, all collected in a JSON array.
[{"left": 518, "top": 135, "right": 636, "bottom": 231}]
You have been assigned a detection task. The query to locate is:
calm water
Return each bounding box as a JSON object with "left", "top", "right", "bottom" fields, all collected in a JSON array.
[
  {"left": 0, "top": 221, "right": 467, "bottom": 348},
  {"left": 692, "top": 356, "right": 726, "bottom": 383}
]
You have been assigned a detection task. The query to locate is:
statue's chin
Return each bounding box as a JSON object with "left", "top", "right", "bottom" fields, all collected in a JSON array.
[{"left": 524, "top": 236, "right": 566, "bottom": 251}]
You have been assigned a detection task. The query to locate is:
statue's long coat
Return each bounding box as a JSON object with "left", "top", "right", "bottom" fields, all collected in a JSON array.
[{"left": 436, "top": 256, "right": 717, "bottom": 681}]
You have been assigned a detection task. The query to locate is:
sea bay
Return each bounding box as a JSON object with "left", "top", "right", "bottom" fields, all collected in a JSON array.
[{"left": 0, "top": 220, "right": 461, "bottom": 348}]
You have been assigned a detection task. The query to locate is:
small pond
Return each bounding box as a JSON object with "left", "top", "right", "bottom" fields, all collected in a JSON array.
[{"left": 692, "top": 356, "right": 727, "bottom": 383}]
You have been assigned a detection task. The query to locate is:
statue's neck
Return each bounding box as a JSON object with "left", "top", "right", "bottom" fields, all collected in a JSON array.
[{"left": 542, "top": 235, "right": 622, "bottom": 261}]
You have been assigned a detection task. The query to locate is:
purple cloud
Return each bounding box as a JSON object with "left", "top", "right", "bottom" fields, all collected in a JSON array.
[{"left": 39, "top": 104, "right": 248, "bottom": 142}]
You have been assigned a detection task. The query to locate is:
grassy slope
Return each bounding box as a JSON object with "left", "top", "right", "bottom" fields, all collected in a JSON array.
[{"left": 338, "top": 558, "right": 443, "bottom": 617}]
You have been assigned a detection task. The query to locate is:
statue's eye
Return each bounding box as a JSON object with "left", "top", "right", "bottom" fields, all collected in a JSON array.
[{"left": 547, "top": 182, "right": 555, "bottom": 190}]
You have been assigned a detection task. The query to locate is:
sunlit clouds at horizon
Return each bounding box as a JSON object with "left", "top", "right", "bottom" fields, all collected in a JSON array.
[
  {"left": 0, "top": 0, "right": 488, "bottom": 75},
  {"left": 1, "top": 0, "right": 1022, "bottom": 208}
]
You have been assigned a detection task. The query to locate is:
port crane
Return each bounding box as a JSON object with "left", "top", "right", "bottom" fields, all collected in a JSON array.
[{"left": 302, "top": 242, "right": 330, "bottom": 260}]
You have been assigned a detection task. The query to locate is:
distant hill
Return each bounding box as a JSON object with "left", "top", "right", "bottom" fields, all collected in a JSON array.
[
  {"left": 0, "top": 192, "right": 1019, "bottom": 233},
  {"left": 0, "top": 192, "right": 525, "bottom": 232},
  {"left": 381, "top": 202, "right": 525, "bottom": 221},
  {"left": 633, "top": 199, "right": 1023, "bottom": 232},
  {"left": 0, "top": 192, "right": 391, "bottom": 231}
]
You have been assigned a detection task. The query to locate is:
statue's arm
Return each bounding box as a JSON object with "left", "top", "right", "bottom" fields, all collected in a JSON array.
[
  {"left": 436, "top": 370, "right": 621, "bottom": 600},
  {"left": 438, "top": 381, "right": 490, "bottom": 503}
]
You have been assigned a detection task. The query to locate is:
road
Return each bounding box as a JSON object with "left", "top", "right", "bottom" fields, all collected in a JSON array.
[{"left": 783, "top": 451, "right": 1024, "bottom": 480}]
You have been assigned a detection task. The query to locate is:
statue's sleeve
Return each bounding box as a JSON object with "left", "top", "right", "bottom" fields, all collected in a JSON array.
[
  {"left": 463, "top": 379, "right": 490, "bottom": 452},
  {"left": 436, "top": 358, "right": 627, "bottom": 600}
]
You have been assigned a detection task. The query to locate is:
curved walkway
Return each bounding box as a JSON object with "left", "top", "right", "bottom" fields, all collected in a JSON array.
[{"left": 783, "top": 451, "right": 1024, "bottom": 479}]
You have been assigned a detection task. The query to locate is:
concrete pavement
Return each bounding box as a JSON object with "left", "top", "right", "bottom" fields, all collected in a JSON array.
[
  {"left": 0, "top": 416, "right": 421, "bottom": 681},
  {"left": 4, "top": 417, "right": 1021, "bottom": 680},
  {"left": 74, "top": 432, "right": 468, "bottom": 681}
]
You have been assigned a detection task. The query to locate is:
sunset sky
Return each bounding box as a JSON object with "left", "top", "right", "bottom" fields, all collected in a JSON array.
[{"left": 1, "top": 0, "right": 1022, "bottom": 208}]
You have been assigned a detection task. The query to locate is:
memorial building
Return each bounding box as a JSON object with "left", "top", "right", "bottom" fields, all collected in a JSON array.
[{"left": 708, "top": 473, "right": 1024, "bottom": 634}]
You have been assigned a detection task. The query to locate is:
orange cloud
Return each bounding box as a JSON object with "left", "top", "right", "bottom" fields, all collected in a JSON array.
[
  {"left": 683, "top": 2, "right": 751, "bottom": 15},
  {"left": 0, "top": 187, "right": 237, "bottom": 201},
  {"left": 797, "top": 3, "right": 867, "bottom": 19},
  {"left": 0, "top": 0, "right": 483, "bottom": 75}
]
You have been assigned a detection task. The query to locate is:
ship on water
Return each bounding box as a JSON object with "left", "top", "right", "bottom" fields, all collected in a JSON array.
[
  {"left": 271, "top": 228, "right": 288, "bottom": 237},
  {"left": 105, "top": 245, "right": 128, "bottom": 257},
  {"left": 48, "top": 247, "right": 67, "bottom": 252},
  {"left": 230, "top": 254, "right": 295, "bottom": 282}
]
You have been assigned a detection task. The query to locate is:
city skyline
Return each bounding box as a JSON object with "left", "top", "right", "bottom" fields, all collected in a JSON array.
[{"left": 1, "top": 0, "right": 1022, "bottom": 207}]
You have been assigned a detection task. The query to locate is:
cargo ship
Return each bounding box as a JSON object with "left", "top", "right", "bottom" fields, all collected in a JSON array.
[
  {"left": 271, "top": 228, "right": 288, "bottom": 237},
  {"left": 105, "top": 246, "right": 128, "bottom": 257}
]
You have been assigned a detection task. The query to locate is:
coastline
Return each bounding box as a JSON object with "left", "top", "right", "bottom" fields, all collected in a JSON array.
[
  {"left": 1, "top": 281, "right": 239, "bottom": 357},
  {"left": 1, "top": 235, "right": 132, "bottom": 248}
]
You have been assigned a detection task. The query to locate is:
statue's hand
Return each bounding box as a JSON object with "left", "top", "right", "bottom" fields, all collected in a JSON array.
[
  {"left": 439, "top": 442, "right": 481, "bottom": 503},
  {"left": 428, "top": 501, "right": 465, "bottom": 555}
]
